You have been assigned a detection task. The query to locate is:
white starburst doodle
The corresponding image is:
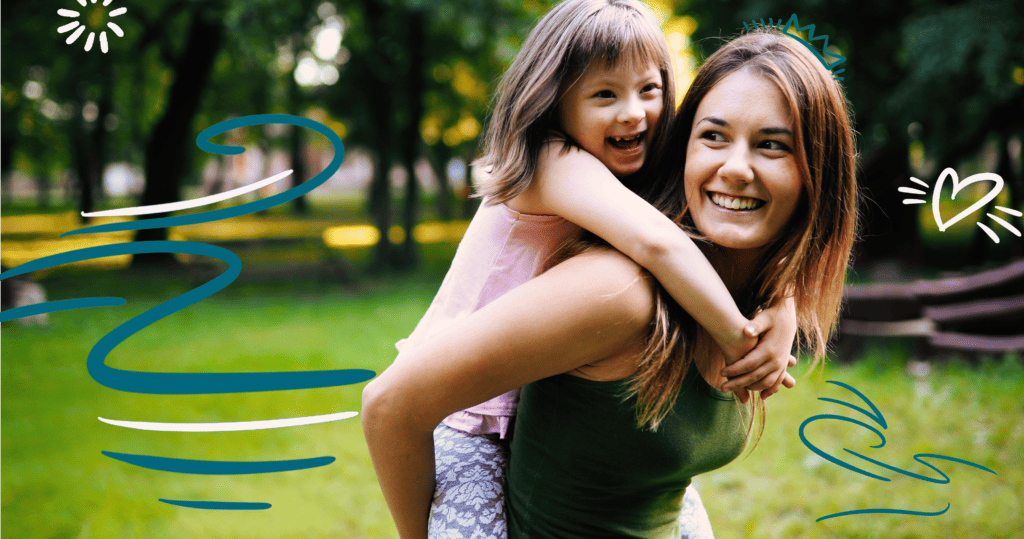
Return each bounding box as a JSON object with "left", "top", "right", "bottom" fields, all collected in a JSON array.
[
  {"left": 901, "top": 168, "right": 1022, "bottom": 244},
  {"left": 57, "top": 0, "right": 127, "bottom": 54}
]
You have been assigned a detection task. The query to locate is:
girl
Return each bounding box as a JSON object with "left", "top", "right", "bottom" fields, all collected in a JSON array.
[
  {"left": 365, "top": 27, "right": 857, "bottom": 539},
  {"left": 384, "top": 1, "right": 797, "bottom": 537}
]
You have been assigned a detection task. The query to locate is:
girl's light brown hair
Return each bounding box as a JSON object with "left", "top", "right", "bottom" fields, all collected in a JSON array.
[{"left": 474, "top": 0, "right": 676, "bottom": 203}]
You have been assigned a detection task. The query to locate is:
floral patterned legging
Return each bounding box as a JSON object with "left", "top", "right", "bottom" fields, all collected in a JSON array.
[{"left": 428, "top": 424, "right": 716, "bottom": 539}]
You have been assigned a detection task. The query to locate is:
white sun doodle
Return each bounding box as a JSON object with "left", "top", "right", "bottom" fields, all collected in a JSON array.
[
  {"left": 901, "top": 168, "right": 1023, "bottom": 244},
  {"left": 57, "top": 0, "right": 127, "bottom": 54}
]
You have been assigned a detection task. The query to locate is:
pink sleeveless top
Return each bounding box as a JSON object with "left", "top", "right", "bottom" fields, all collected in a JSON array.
[{"left": 395, "top": 199, "right": 580, "bottom": 437}]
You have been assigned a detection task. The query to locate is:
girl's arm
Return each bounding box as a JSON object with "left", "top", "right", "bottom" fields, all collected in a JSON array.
[
  {"left": 362, "top": 250, "right": 655, "bottom": 539},
  {"left": 511, "top": 144, "right": 793, "bottom": 386}
]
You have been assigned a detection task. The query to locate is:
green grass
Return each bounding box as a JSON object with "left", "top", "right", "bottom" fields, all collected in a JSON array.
[
  {"left": 3, "top": 265, "right": 1023, "bottom": 538},
  {"left": 696, "top": 351, "right": 1023, "bottom": 539}
]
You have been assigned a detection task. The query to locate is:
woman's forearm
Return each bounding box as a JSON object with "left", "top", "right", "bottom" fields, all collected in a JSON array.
[{"left": 362, "top": 380, "right": 435, "bottom": 539}]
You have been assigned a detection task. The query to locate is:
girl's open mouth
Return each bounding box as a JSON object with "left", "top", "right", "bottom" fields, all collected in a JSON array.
[
  {"left": 709, "top": 192, "right": 765, "bottom": 211},
  {"left": 607, "top": 132, "right": 645, "bottom": 150}
]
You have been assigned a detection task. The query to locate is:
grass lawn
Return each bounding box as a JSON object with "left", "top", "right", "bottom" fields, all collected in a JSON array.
[{"left": 3, "top": 255, "right": 1022, "bottom": 538}]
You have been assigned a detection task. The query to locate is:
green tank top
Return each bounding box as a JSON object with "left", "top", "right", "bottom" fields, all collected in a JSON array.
[{"left": 507, "top": 365, "right": 750, "bottom": 539}]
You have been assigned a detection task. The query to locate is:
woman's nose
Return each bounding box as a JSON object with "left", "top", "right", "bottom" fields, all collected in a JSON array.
[{"left": 720, "top": 145, "right": 755, "bottom": 183}]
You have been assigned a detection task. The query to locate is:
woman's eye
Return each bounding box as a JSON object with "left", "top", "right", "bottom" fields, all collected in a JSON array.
[
  {"left": 700, "top": 131, "right": 726, "bottom": 143},
  {"left": 760, "top": 140, "right": 791, "bottom": 152}
]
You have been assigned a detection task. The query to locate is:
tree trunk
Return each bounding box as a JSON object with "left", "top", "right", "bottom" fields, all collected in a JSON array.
[
  {"left": 364, "top": 0, "right": 396, "bottom": 272},
  {"left": 430, "top": 143, "right": 453, "bottom": 221},
  {"left": 396, "top": 11, "right": 426, "bottom": 270},
  {"left": 71, "top": 109, "right": 97, "bottom": 221},
  {"left": 852, "top": 143, "right": 921, "bottom": 270},
  {"left": 288, "top": 34, "right": 309, "bottom": 215},
  {"left": 132, "top": 4, "right": 226, "bottom": 267},
  {"left": 288, "top": 106, "right": 309, "bottom": 216}
]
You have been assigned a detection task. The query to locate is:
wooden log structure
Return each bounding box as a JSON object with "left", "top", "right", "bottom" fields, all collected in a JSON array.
[{"left": 838, "top": 259, "right": 1024, "bottom": 359}]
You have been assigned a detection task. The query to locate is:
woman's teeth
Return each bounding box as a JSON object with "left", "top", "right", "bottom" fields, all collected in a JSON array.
[
  {"left": 608, "top": 133, "right": 643, "bottom": 149},
  {"left": 710, "top": 193, "right": 764, "bottom": 210}
]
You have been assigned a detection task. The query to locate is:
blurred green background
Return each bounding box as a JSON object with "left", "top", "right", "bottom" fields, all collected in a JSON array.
[{"left": 2, "top": 0, "right": 1022, "bottom": 537}]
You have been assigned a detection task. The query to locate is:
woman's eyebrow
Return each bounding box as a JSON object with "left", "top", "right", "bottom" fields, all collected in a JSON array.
[
  {"left": 696, "top": 116, "right": 728, "bottom": 127},
  {"left": 760, "top": 127, "right": 793, "bottom": 136}
]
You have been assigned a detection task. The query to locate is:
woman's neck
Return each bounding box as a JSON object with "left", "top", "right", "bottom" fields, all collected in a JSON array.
[{"left": 701, "top": 245, "right": 763, "bottom": 293}]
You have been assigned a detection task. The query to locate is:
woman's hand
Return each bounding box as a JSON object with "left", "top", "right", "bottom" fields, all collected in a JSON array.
[{"left": 720, "top": 295, "right": 798, "bottom": 401}]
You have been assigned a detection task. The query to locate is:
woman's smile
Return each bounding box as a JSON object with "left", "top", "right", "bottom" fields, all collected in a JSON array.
[{"left": 708, "top": 192, "right": 766, "bottom": 211}]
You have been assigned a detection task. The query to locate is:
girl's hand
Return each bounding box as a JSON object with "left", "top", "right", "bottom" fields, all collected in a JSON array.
[{"left": 720, "top": 296, "right": 798, "bottom": 401}]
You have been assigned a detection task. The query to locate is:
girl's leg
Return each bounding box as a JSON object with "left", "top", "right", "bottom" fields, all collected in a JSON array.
[
  {"left": 428, "top": 424, "right": 509, "bottom": 539},
  {"left": 678, "top": 485, "right": 716, "bottom": 539}
]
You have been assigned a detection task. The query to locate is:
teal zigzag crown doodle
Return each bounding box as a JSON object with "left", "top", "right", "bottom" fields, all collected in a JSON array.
[{"left": 743, "top": 15, "right": 846, "bottom": 80}]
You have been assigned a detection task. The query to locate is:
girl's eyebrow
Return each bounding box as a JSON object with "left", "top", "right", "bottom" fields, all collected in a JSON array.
[{"left": 696, "top": 116, "right": 792, "bottom": 136}]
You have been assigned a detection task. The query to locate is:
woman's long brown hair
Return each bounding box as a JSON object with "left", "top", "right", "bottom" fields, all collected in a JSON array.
[{"left": 551, "top": 30, "right": 858, "bottom": 431}]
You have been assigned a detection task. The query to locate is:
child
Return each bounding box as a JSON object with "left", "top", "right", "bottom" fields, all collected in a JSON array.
[{"left": 376, "top": 1, "right": 797, "bottom": 538}]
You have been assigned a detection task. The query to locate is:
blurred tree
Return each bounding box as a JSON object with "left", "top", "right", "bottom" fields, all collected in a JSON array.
[
  {"left": 325, "top": 0, "right": 553, "bottom": 271},
  {"left": 677, "top": 0, "right": 1024, "bottom": 268}
]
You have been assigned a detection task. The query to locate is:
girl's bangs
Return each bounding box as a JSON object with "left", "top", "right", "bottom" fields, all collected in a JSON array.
[{"left": 571, "top": 8, "right": 669, "bottom": 74}]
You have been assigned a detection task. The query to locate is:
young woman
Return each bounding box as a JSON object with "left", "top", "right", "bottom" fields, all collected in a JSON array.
[{"left": 363, "top": 27, "right": 856, "bottom": 539}]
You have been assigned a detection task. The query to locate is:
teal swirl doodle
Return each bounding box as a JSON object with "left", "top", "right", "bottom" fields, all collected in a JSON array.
[
  {"left": 1, "top": 114, "right": 370, "bottom": 510},
  {"left": 800, "top": 380, "right": 997, "bottom": 522}
]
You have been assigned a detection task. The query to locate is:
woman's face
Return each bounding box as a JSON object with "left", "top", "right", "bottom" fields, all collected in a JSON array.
[{"left": 684, "top": 69, "right": 804, "bottom": 251}]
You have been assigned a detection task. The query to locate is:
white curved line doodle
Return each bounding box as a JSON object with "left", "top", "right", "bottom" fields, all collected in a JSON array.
[
  {"left": 98, "top": 411, "right": 358, "bottom": 432},
  {"left": 82, "top": 169, "right": 293, "bottom": 217}
]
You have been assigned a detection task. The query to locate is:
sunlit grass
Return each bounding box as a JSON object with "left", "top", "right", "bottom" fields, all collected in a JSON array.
[{"left": 3, "top": 265, "right": 1022, "bottom": 538}]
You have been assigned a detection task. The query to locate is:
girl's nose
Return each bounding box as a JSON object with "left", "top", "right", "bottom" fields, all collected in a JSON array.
[{"left": 617, "top": 95, "right": 645, "bottom": 125}]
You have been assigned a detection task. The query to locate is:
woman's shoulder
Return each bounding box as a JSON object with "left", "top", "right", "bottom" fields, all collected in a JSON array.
[{"left": 544, "top": 247, "right": 657, "bottom": 322}]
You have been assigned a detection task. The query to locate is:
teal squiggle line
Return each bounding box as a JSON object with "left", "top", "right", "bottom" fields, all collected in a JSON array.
[
  {"left": 0, "top": 297, "right": 126, "bottom": 323},
  {"left": 0, "top": 115, "right": 375, "bottom": 394},
  {"left": 803, "top": 381, "right": 999, "bottom": 523},
  {"left": 816, "top": 503, "right": 950, "bottom": 522},
  {"left": 2, "top": 241, "right": 374, "bottom": 394},
  {"left": 103, "top": 451, "right": 335, "bottom": 474},
  {"left": 822, "top": 379, "right": 887, "bottom": 429},
  {"left": 843, "top": 451, "right": 997, "bottom": 484},
  {"left": 59, "top": 115, "right": 344, "bottom": 237},
  {"left": 159, "top": 499, "right": 272, "bottom": 510},
  {"left": 799, "top": 414, "right": 890, "bottom": 481}
]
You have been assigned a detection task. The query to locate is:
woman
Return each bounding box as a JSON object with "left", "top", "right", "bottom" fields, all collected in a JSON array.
[{"left": 363, "top": 30, "right": 857, "bottom": 539}]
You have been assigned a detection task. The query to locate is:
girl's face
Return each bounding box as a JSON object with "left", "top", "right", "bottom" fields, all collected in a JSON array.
[
  {"left": 684, "top": 69, "right": 804, "bottom": 252},
  {"left": 558, "top": 59, "right": 664, "bottom": 177}
]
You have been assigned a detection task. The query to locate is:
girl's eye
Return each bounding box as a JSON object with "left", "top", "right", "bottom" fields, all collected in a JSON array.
[
  {"left": 593, "top": 90, "right": 615, "bottom": 99},
  {"left": 641, "top": 83, "right": 661, "bottom": 94}
]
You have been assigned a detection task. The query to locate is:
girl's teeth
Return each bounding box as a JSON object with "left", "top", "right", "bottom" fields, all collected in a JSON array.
[
  {"left": 711, "top": 193, "right": 762, "bottom": 210},
  {"left": 609, "top": 134, "right": 643, "bottom": 149}
]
